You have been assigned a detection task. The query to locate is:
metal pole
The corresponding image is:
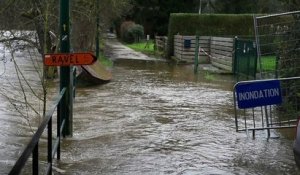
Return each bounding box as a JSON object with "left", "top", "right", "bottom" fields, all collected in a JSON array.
[
  {"left": 194, "top": 35, "right": 199, "bottom": 73},
  {"left": 233, "top": 88, "right": 239, "bottom": 132},
  {"left": 199, "top": 0, "right": 202, "bottom": 14},
  {"left": 234, "top": 37, "right": 239, "bottom": 81},
  {"left": 253, "top": 15, "right": 263, "bottom": 79},
  {"left": 47, "top": 117, "right": 52, "bottom": 174},
  {"left": 57, "top": 104, "right": 61, "bottom": 159},
  {"left": 96, "top": 0, "right": 100, "bottom": 59},
  {"left": 265, "top": 106, "right": 271, "bottom": 138},
  {"left": 32, "top": 144, "right": 38, "bottom": 175},
  {"left": 60, "top": 0, "right": 72, "bottom": 136}
]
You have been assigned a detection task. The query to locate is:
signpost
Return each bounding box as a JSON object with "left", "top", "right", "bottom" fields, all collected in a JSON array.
[
  {"left": 44, "top": 53, "right": 97, "bottom": 66},
  {"left": 235, "top": 80, "right": 282, "bottom": 109},
  {"left": 55, "top": 0, "right": 98, "bottom": 137},
  {"left": 59, "top": 0, "right": 71, "bottom": 137}
]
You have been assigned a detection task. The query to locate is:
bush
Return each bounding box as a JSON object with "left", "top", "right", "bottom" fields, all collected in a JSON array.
[
  {"left": 120, "top": 21, "right": 135, "bottom": 43},
  {"left": 129, "top": 24, "right": 144, "bottom": 42},
  {"left": 167, "top": 13, "right": 255, "bottom": 58},
  {"left": 120, "top": 21, "right": 144, "bottom": 43}
]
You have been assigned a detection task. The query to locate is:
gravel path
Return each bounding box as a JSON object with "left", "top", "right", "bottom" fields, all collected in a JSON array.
[{"left": 104, "top": 38, "right": 165, "bottom": 62}]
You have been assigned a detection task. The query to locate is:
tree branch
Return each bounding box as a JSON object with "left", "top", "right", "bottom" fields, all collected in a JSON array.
[{"left": 0, "top": 36, "right": 39, "bottom": 50}]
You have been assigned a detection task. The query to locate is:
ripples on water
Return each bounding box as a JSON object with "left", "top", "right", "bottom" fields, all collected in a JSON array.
[
  {"left": 54, "top": 60, "right": 299, "bottom": 175},
  {"left": 0, "top": 49, "right": 298, "bottom": 174},
  {"left": 0, "top": 46, "right": 48, "bottom": 174}
]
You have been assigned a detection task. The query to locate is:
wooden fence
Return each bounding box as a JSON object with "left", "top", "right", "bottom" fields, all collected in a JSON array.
[
  {"left": 155, "top": 36, "right": 168, "bottom": 53},
  {"left": 174, "top": 35, "right": 235, "bottom": 73},
  {"left": 174, "top": 35, "right": 210, "bottom": 64},
  {"left": 210, "top": 37, "right": 234, "bottom": 72}
]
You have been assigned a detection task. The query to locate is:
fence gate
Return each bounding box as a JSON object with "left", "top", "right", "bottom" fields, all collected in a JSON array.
[
  {"left": 234, "top": 77, "right": 300, "bottom": 137},
  {"left": 254, "top": 11, "right": 300, "bottom": 79},
  {"left": 234, "top": 11, "right": 300, "bottom": 137},
  {"left": 233, "top": 38, "right": 257, "bottom": 81}
]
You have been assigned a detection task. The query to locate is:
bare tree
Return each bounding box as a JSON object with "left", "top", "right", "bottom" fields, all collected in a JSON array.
[
  {"left": 71, "top": 0, "right": 132, "bottom": 52},
  {"left": 0, "top": 0, "right": 131, "bottom": 130}
]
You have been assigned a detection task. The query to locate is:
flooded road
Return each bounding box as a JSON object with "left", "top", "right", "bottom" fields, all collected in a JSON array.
[
  {"left": 0, "top": 45, "right": 49, "bottom": 174},
  {"left": 54, "top": 59, "right": 299, "bottom": 175},
  {"left": 0, "top": 41, "right": 299, "bottom": 174}
]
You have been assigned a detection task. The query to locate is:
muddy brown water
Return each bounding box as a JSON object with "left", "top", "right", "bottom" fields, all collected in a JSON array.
[{"left": 0, "top": 52, "right": 299, "bottom": 174}]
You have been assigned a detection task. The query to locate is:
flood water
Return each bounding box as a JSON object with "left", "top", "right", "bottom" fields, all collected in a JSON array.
[
  {"left": 0, "top": 50, "right": 299, "bottom": 174},
  {"left": 59, "top": 60, "right": 298, "bottom": 175}
]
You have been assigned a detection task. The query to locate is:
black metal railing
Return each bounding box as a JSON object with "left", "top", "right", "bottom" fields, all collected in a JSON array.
[{"left": 9, "top": 87, "right": 67, "bottom": 175}]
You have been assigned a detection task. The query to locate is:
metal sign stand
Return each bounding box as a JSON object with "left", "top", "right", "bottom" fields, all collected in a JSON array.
[{"left": 60, "top": 0, "right": 72, "bottom": 136}]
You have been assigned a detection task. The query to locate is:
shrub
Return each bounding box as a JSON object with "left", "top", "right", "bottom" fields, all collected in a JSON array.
[
  {"left": 120, "top": 21, "right": 135, "bottom": 43},
  {"left": 129, "top": 24, "right": 144, "bottom": 42},
  {"left": 120, "top": 21, "right": 144, "bottom": 43}
]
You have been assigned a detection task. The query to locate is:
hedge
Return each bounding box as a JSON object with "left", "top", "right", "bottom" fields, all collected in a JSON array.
[{"left": 167, "top": 13, "right": 255, "bottom": 58}]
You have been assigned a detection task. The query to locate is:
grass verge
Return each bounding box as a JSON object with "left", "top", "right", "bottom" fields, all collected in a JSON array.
[
  {"left": 99, "top": 53, "right": 113, "bottom": 67},
  {"left": 125, "top": 41, "right": 156, "bottom": 56},
  {"left": 259, "top": 56, "right": 276, "bottom": 71}
]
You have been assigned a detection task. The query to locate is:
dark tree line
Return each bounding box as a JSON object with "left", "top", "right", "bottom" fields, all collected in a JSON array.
[
  {"left": 0, "top": 0, "right": 131, "bottom": 54},
  {"left": 128, "top": 0, "right": 299, "bottom": 36}
]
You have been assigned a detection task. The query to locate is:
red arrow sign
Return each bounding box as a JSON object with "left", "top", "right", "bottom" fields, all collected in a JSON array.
[{"left": 44, "top": 52, "right": 97, "bottom": 66}]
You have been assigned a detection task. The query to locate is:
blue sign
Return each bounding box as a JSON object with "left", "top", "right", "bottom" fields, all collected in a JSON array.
[
  {"left": 236, "top": 80, "right": 282, "bottom": 109},
  {"left": 184, "top": 39, "right": 191, "bottom": 48}
]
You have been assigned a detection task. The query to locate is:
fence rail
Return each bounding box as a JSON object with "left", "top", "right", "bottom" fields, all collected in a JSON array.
[
  {"left": 210, "top": 37, "right": 234, "bottom": 72},
  {"left": 9, "top": 87, "right": 67, "bottom": 175}
]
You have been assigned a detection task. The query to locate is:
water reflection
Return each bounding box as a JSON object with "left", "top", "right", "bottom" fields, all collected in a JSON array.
[
  {"left": 0, "top": 45, "right": 48, "bottom": 174},
  {"left": 0, "top": 50, "right": 298, "bottom": 174},
  {"left": 55, "top": 60, "right": 298, "bottom": 174}
]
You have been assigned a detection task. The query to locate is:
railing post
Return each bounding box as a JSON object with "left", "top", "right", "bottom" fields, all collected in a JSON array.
[
  {"left": 234, "top": 37, "right": 239, "bottom": 81},
  {"left": 48, "top": 117, "right": 52, "bottom": 174},
  {"left": 96, "top": 0, "right": 100, "bottom": 59},
  {"left": 32, "top": 144, "right": 38, "bottom": 175},
  {"left": 8, "top": 89, "right": 67, "bottom": 175},
  {"left": 57, "top": 103, "right": 61, "bottom": 159},
  {"left": 60, "top": 0, "right": 72, "bottom": 136},
  {"left": 194, "top": 35, "right": 199, "bottom": 74}
]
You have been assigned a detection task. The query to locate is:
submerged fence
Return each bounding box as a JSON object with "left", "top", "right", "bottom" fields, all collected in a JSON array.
[
  {"left": 254, "top": 11, "right": 300, "bottom": 79},
  {"left": 9, "top": 65, "right": 76, "bottom": 174},
  {"left": 234, "top": 12, "right": 300, "bottom": 137},
  {"left": 9, "top": 88, "right": 66, "bottom": 175},
  {"left": 233, "top": 77, "right": 300, "bottom": 138}
]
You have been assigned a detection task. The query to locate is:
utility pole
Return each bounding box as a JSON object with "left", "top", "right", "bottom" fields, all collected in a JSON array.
[{"left": 60, "top": 0, "right": 73, "bottom": 136}]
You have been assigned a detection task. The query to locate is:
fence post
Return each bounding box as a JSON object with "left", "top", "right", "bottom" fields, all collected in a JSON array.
[
  {"left": 59, "top": 0, "right": 72, "bottom": 136},
  {"left": 96, "top": 0, "right": 100, "bottom": 59},
  {"left": 32, "top": 144, "right": 38, "bottom": 175},
  {"left": 194, "top": 35, "right": 199, "bottom": 74},
  {"left": 57, "top": 103, "right": 61, "bottom": 159},
  {"left": 234, "top": 37, "right": 239, "bottom": 81},
  {"left": 47, "top": 117, "right": 52, "bottom": 174}
]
